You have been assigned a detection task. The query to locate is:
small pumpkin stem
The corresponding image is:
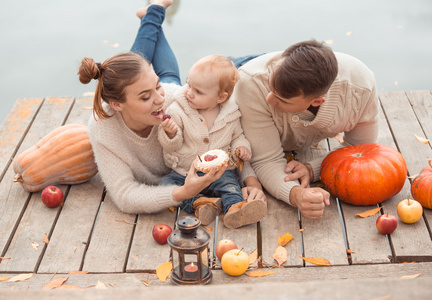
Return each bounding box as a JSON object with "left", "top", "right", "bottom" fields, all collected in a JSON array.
[{"left": 13, "top": 173, "right": 23, "bottom": 183}]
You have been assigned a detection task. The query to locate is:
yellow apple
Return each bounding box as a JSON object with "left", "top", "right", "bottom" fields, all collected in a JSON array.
[
  {"left": 221, "top": 249, "right": 249, "bottom": 276},
  {"left": 397, "top": 199, "right": 423, "bottom": 224}
]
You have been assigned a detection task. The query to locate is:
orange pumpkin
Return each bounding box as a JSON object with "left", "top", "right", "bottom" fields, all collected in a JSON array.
[
  {"left": 13, "top": 124, "right": 98, "bottom": 192},
  {"left": 320, "top": 143, "right": 407, "bottom": 206},
  {"left": 411, "top": 159, "right": 432, "bottom": 209}
]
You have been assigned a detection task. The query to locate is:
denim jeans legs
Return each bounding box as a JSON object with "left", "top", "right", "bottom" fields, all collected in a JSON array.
[
  {"left": 160, "top": 169, "right": 244, "bottom": 214},
  {"left": 130, "top": 5, "right": 181, "bottom": 85}
]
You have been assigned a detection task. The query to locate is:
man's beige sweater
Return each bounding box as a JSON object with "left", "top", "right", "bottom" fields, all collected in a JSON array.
[{"left": 233, "top": 51, "right": 379, "bottom": 205}]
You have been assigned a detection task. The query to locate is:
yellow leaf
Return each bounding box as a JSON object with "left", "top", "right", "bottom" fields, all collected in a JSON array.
[
  {"left": 168, "top": 206, "right": 176, "bottom": 213},
  {"left": 0, "top": 257, "right": 11, "bottom": 261},
  {"left": 278, "top": 232, "right": 293, "bottom": 246},
  {"left": 8, "top": 273, "right": 34, "bottom": 282},
  {"left": 273, "top": 246, "right": 287, "bottom": 266},
  {"left": 249, "top": 248, "right": 258, "bottom": 265},
  {"left": 355, "top": 206, "right": 382, "bottom": 218},
  {"left": 68, "top": 270, "right": 90, "bottom": 274},
  {"left": 245, "top": 270, "right": 276, "bottom": 277},
  {"left": 401, "top": 273, "right": 422, "bottom": 279},
  {"left": 43, "top": 276, "right": 69, "bottom": 290},
  {"left": 0, "top": 276, "right": 10, "bottom": 282},
  {"left": 156, "top": 262, "right": 172, "bottom": 282},
  {"left": 43, "top": 233, "right": 49, "bottom": 245},
  {"left": 415, "top": 134, "right": 429, "bottom": 144},
  {"left": 300, "top": 256, "right": 332, "bottom": 266},
  {"left": 298, "top": 228, "right": 305, "bottom": 232},
  {"left": 346, "top": 249, "right": 356, "bottom": 254}
]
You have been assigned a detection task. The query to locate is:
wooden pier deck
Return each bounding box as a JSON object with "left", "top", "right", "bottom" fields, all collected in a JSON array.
[{"left": 1, "top": 91, "right": 432, "bottom": 299}]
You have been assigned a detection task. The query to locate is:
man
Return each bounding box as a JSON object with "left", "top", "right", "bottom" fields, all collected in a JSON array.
[{"left": 232, "top": 40, "right": 379, "bottom": 219}]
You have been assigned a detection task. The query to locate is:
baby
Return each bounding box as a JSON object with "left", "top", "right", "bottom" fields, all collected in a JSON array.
[{"left": 158, "top": 54, "right": 266, "bottom": 229}]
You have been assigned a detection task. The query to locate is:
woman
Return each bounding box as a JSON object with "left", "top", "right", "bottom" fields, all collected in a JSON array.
[{"left": 78, "top": 0, "right": 265, "bottom": 215}]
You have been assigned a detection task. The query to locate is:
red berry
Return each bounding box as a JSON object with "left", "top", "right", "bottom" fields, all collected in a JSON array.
[
  {"left": 204, "top": 154, "right": 218, "bottom": 162},
  {"left": 162, "top": 114, "right": 171, "bottom": 121}
]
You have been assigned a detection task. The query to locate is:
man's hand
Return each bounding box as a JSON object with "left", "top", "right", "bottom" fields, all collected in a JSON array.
[
  {"left": 284, "top": 161, "right": 313, "bottom": 188},
  {"left": 289, "top": 186, "right": 330, "bottom": 219}
]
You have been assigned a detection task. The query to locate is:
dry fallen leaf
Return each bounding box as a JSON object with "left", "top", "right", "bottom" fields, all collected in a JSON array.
[
  {"left": 203, "top": 226, "right": 213, "bottom": 231},
  {"left": 300, "top": 256, "right": 332, "bottom": 266},
  {"left": 43, "top": 233, "right": 49, "bottom": 245},
  {"left": 168, "top": 206, "right": 176, "bottom": 213},
  {"left": 355, "top": 206, "right": 382, "bottom": 218},
  {"left": 273, "top": 246, "right": 287, "bottom": 266},
  {"left": 8, "top": 273, "right": 34, "bottom": 282},
  {"left": 245, "top": 270, "right": 276, "bottom": 277},
  {"left": 0, "top": 257, "right": 11, "bottom": 262},
  {"left": 335, "top": 133, "right": 344, "bottom": 143},
  {"left": 95, "top": 280, "right": 107, "bottom": 289},
  {"left": 68, "top": 271, "right": 90, "bottom": 274},
  {"left": 415, "top": 134, "right": 429, "bottom": 144},
  {"left": 43, "top": 276, "right": 69, "bottom": 290},
  {"left": 298, "top": 228, "right": 305, "bottom": 232},
  {"left": 0, "top": 276, "right": 10, "bottom": 282},
  {"left": 401, "top": 273, "right": 422, "bottom": 279},
  {"left": 346, "top": 249, "right": 356, "bottom": 254},
  {"left": 156, "top": 262, "right": 172, "bottom": 282},
  {"left": 249, "top": 248, "right": 258, "bottom": 265},
  {"left": 73, "top": 247, "right": 77, "bottom": 253},
  {"left": 278, "top": 232, "right": 293, "bottom": 246},
  {"left": 141, "top": 280, "right": 153, "bottom": 287},
  {"left": 29, "top": 238, "right": 39, "bottom": 250}
]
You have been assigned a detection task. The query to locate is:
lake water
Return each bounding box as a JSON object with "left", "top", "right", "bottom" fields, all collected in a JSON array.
[{"left": 1, "top": 0, "right": 431, "bottom": 125}]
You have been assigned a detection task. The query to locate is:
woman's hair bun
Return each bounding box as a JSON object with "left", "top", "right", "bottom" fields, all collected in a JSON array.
[{"left": 78, "top": 57, "right": 102, "bottom": 84}]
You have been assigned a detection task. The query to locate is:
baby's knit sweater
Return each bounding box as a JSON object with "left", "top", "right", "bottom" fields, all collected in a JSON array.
[
  {"left": 87, "top": 83, "right": 181, "bottom": 214},
  {"left": 233, "top": 51, "right": 379, "bottom": 206}
]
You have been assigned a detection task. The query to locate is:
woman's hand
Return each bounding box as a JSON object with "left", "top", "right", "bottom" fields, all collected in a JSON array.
[
  {"left": 284, "top": 161, "right": 313, "bottom": 188},
  {"left": 172, "top": 161, "right": 227, "bottom": 202}
]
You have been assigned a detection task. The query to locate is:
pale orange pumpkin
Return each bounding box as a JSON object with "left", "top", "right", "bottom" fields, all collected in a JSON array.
[
  {"left": 411, "top": 159, "right": 432, "bottom": 209},
  {"left": 13, "top": 124, "right": 98, "bottom": 192}
]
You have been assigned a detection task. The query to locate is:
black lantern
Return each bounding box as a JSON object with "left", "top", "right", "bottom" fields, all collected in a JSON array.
[{"left": 167, "top": 216, "right": 212, "bottom": 285}]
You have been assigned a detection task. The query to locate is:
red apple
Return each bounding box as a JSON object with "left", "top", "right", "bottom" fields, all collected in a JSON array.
[
  {"left": 152, "top": 224, "right": 172, "bottom": 244},
  {"left": 376, "top": 213, "right": 398, "bottom": 234},
  {"left": 397, "top": 199, "right": 423, "bottom": 224},
  {"left": 215, "top": 239, "right": 238, "bottom": 260},
  {"left": 41, "top": 186, "right": 64, "bottom": 208}
]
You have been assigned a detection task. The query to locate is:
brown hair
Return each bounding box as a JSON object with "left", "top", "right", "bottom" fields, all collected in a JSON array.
[
  {"left": 190, "top": 54, "right": 240, "bottom": 101},
  {"left": 78, "top": 52, "right": 149, "bottom": 120},
  {"left": 271, "top": 40, "right": 338, "bottom": 99}
]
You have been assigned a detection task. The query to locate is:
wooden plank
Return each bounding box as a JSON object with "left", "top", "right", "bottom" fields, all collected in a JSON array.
[
  {"left": 338, "top": 107, "right": 396, "bottom": 264},
  {"left": 2, "top": 262, "right": 432, "bottom": 291},
  {"left": 81, "top": 193, "right": 136, "bottom": 273},
  {"left": 0, "top": 98, "right": 74, "bottom": 272},
  {"left": 0, "top": 98, "right": 43, "bottom": 180},
  {"left": 261, "top": 194, "right": 303, "bottom": 267},
  {"left": 38, "top": 97, "right": 104, "bottom": 273},
  {"left": 379, "top": 91, "right": 432, "bottom": 260},
  {"left": 405, "top": 90, "right": 432, "bottom": 232},
  {"left": 0, "top": 98, "right": 43, "bottom": 256},
  {"left": 296, "top": 142, "right": 348, "bottom": 266},
  {"left": 126, "top": 209, "right": 177, "bottom": 272}
]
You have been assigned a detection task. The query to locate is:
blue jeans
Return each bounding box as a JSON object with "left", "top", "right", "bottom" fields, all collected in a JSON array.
[
  {"left": 230, "top": 54, "right": 265, "bottom": 68},
  {"left": 160, "top": 169, "right": 243, "bottom": 214},
  {"left": 130, "top": 5, "right": 181, "bottom": 85}
]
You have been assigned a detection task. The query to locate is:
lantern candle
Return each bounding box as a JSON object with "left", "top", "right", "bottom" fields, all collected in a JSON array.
[{"left": 184, "top": 262, "right": 198, "bottom": 273}]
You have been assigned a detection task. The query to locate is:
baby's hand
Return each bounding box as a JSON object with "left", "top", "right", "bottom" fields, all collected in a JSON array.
[
  {"left": 161, "top": 117, "right": 178, "bottom": 139},
  {"left": 235, "top": 146, "right": 251, "bottom": 162}
]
